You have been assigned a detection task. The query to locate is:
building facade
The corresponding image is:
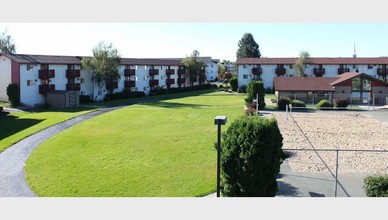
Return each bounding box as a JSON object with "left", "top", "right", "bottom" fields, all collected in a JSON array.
[
  {"left": 237, "top": 57, "right": 388, "bottom": 90},
  {"left": 0, "top": 53, "right": 216, "bottom": 107}
]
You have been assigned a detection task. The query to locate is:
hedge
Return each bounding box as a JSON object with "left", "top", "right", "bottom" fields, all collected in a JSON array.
[
  {"left": 221, "top": 115, "right": 284, "bottom": 197},
  {"left": 316, "top": 99, "right": 333, "bottom": 110},
  {"left": 277, "top": 96, "right": 291, "bottom": 111}
]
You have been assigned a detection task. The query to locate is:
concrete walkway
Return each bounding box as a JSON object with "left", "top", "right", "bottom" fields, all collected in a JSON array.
[{"left": 0, "top": 106, "right": 122, "bottom": 197}]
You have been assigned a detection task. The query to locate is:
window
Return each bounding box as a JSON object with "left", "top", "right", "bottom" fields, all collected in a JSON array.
[
  {"left": 353, "top": 64, "right": 357, "bottom": 69},
  {"left": 98, "top": 90, "right": 102, "bottom": 95},
  {"left": 27, "top": 80, "right": 34, "bottom": 86},
  {"left": 40, "top": 64, "right": 49, "bottom": 70},
  {"left": 368, "top": 65, "right": 373, "bottom": 69},
  {"left": 243, "top": 74, "right": 248, "bottom": 79},
  {"left": 362, "top": 78, "right": 371, "bottom": 91},
  {"left": 27, "top": 64, "right": 34, "bottom": 71},
  {"left": 80, "top": 78, "right": 85, "bottom": 83},
  {"left": 125, "top": 65, "right": 131, "bottom": 70},
  {"left": 352, "top": 77, "right": 360, "bottom": 91},
  {"left": 68, "top": 64, "right": 75, "bottom": 70},
  {"left": 243, "top": 65, "right": 246, "bottom": 68},
  {"left": 289, "top": 65, "right": 293, "bottom": 69}
]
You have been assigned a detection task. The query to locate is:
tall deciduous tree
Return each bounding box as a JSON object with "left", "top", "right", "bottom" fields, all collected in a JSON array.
[
  {"left": 293, "top": 50, "right": 311, "bottom": 77},
  {"left": 81, "top": 41, "right": 121, "bottom": 97},
  {"left": 181, "top": 50, "right": 204, "bottom": 87},
  {"left": 236, "top": 33, "right": 261, "bottom": 58},
  {"left": 0, "top": 29, "right": 16, "bottom": 54}
]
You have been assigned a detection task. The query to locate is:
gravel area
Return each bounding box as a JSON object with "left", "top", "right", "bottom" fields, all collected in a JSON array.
[{"left": 273, "top": 111, "right": 388, "bottom": 174}]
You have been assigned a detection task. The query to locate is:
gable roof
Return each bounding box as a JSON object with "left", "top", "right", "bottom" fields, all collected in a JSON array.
[
  {"left": 330, "top": 72, "right": 388, "bottom": 87},
  {"left": 120, "top": 58, "right": 183, "bottom": 66},
  {"left": 274, "top": 77, "right": 337, "bottom": 92},
  {"left": 237, "top": 57, "right": 388, "bottom": 65}
]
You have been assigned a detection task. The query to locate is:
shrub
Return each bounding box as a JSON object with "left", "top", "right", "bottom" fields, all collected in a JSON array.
[
  {"left": 0, "top": 106, "right": 3, "bottom": 112},
  {"left": 364, "top": 174, "right": 388, "bottom": 197},
  {"left": 79, "top": 95, "right": 93, "bottom": 104},
  {"left": 265, "top": 87, "right": 274, "bottom": 94},
  {"left": 219, "top": 84, "right": 224, "bottom": 88},
  {"left": 238, "top": 85, "right": 247, "bottom": 93},
  {"left": 334, "top": 98, "right": 349, "bottom": 108},
  {"left": 291, "top": 100, "right": 306, "bottom": 109},
  {"left": 221, "top": 115, "right": 284, "bottom": 197},
  {"left": 34, "top": 103, "right": 50, "bottom": 109},
  {"left": 6, "top": 83, "right": 20, "bottom": 107},
  {"left": 277, "top": 96, "right": 291, "bottom": 110},
  {"left": 245, "top": 81, "right": 266, "bottom": 110},
  {"left": 271, "top": 98, "right": 277, "bottom": 103},
  {"left": 316, "top": 99, "right": 333, "bottom": 110},
  {"left": 229, "top": 77, "right": 238, "bottom": 92}
]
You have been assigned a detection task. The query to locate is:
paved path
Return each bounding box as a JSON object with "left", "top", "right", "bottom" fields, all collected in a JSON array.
[{"left": 0, "top": 106, "right": 122, "bottom": 197}]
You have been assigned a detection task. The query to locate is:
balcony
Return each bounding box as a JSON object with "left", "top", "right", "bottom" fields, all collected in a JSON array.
[
  {"left": 178, "top": 69, "right": 185, "bottom": 75},
  {"left": 178, "top": 78, "right": 186, "bottom": 84},
  {"left": 338, "top": 68, "right": 350, "bottom": 75},
  {"left": 124, "top": 81, "right": 136, "bottom": 88},
  {"left": 39, "top": 84, "right": 55, "bottom": 94},
  {"left": 275, "top": 68, "right": 286, "bottom": 76},
  {"left": 377, "top": 68, "right": 388, "bottom": 77},
  {"left": 166, "top": 79, "right": 175, "bottom": 85},
  {"left": 106, "top": 82, "right": 118, "bottom": 90},
  {"left": 252, "top": 68, "right": 262, "bottom": 75},
  {"left": 124, "top": 69, "right": 136, "bottom": 77},
  {"left": 149, "top": 69, "right": 159, "bottom": 76},
  {"left": 66, "top": 69, "right": 80, "bottom": 78},
  {"left": 39, "top": 69, "right": 55, "bottom": 79},
  {"left": 166, "top": 69, "right": 175, "bottom": 75},
  {"left": 149, "top": 80, "right": 159, "bottom": 87},
  {"left": 66, "top": 83, "right": 81, "bottom": 91},
  {"left": 313, "top": 68, "right": 325, "bottom": 77}
]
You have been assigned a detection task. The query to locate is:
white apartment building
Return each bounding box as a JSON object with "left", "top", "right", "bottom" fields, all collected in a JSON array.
[
  {"left": 0, "top": 53, "right": 211, "bottom": 107},
  {"left": 237, "top": 57, "right": 388, "bottom": 89}
]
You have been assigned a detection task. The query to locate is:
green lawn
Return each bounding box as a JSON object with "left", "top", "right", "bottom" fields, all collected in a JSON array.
[
  {"left": 25, "top": 91, "right": 246, "bottom": 197},
  {"left": 0, "top": 107, "right": 97, "bottom": 152},
  {"left": 0, "top": 101, "right": 10, "bottom": 107}
]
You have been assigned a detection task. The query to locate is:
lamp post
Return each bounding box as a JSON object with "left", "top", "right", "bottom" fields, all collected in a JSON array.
[{"left": 214, "top": 115, "right": 227, "bottom": 197}]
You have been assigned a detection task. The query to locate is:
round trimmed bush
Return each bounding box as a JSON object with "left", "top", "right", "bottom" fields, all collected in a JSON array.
[
  {"left": 291, "top": 100, "right": 306, "bottom": 109},
  {"left": 221, "top": 115, "right": 284, "bottom": 197},
  {"left": 316, "top": 99, "right": 333, "bottom": 110},
  {"left": 334, "top": 98, "right": 349, "bottom": 108},
  {"left": 364, "top": 174, "right": 388, "bottom": 197},
  {"left": 277, "top": 96, "right": 291, "bottom": 111}
]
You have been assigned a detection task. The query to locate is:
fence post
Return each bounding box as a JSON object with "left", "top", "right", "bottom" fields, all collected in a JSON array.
[
  {"left": 373, "top": 93, "right": 375, "bottom": 110},
  {"left": 335, "top": 150, "right": 339, "bottom": 197}
]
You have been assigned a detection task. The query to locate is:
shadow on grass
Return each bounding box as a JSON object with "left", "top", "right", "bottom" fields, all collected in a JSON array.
[
  {"left": 138, "top": 101, "right": 209, "bottom": 109},
  {"left": 33, "top": 106, "right": 98, "bottom": 113},
  {"left": 0, "top": 114, "right": 44, "bottom": 140}
]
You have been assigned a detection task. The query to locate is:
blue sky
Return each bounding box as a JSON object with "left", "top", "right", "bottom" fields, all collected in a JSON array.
[{"left": 1, "top": 23, "right": 388, "bottom": 61}]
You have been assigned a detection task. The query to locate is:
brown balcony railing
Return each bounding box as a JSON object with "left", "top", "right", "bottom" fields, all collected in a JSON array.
[
  {"left": 178, "top": 78, "right": 186, "bottom": 84},
  {"left": 106, "top": 82, "right": 118, "bottom": 90},
  {"left": 124, "top": 69, "right": 136, "bottom": 77},
  {"left": 313, "top": 68, "right": 325, "bottom": 77},
  {"left": 166, "top": 69, "right": 175, "bottom": 75},
  {"left": 149, "top": 80, "right": 159, "bottom": 87},
  {"left": 338, "top": 68, "right": 350, "bottom": 75},
  {"left": 178, "top": 69, "right": 185, "bottom": 75},
  {"left": 275, "top": 68, "right": 286, "bottom": 76},
  {"left": 149, "top": 69, "right": 159, "bottom": 76},
  {"left": 377, "top": 68, "right": 388, "bottom": 76},
  {"left": 124, "top": 81, "right": 136, "bottom": 88},
  {"left": 39, "top": 69, "right": 55, "bottom": 79},
  {"left": 252, "top": 68, "right": 262, "bottom": 75},
  {"left": 66, "top": 69, "right": 80, "bottom": 78},
  {"left": 66, "top": 83, "right": 81, "bottom": 91},
  {"left": 166, "top": 79, "right": 175, "bottom": 84},
  {"left": 39, "top": 84, "right": 55, "bottom": 94}
]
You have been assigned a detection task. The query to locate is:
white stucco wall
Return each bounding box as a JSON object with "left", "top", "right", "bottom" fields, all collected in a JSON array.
[{"left": 0, "top": 55, "right": 12, "bottom": 101}]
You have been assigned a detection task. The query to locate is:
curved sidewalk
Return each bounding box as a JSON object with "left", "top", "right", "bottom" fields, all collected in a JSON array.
[{"left": 0, "top": 106, "right": 122, "bottom": 197}]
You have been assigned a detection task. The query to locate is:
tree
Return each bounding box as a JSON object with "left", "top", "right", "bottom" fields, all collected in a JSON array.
[
  {"left": 245, "top": 80, "right": 266, "bottom": 110},
  {"left": 0, "top": 29, "right": 16, "bottom": 54},
  {"left": 181, "top": 50, "right": 204, "bottom": 87},
  {"left": 293, "top": 50, "right": 311, "bottom": 77},
  {"left": 221, "top": 115, "right": 283, "bottom": 197},
  {"left": 81, "top": 41, "right": 121, "bottom": 97},
  {"left": 236, "top": 33, "right": 261, "bottom": 58},
  {"left": 6, "top": 83, "right": 19, "bottom": 107}
]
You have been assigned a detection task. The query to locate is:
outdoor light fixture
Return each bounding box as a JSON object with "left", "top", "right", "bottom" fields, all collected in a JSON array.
[{"left": 214, "top": 115, "right": 227, "bottom": 197}]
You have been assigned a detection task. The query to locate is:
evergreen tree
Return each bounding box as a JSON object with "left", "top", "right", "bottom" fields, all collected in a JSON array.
[{"left": 236, "top": 33, "right": 261, "bottom": 58}]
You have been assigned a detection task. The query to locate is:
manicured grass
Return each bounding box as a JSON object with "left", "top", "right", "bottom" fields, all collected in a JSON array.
[
  {"left": 265, "top": 93, "right": 276, "bottom": 99},
  {"left": 25, "top": 91, "right": 246, "bottom": 197},
  {"left": 0, "top": 107, "right": 97, "bottom": 152},
  {"left": 0, "top": 101, "right": 10, "bottom": 107}
]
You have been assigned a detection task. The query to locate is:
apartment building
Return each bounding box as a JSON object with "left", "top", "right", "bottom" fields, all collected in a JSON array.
[
  {"left": 0, "top": 53, "right": 213, "bottom": 107},
  {"left": 237, "top": 57, "right": 388, "bottom": 89}
]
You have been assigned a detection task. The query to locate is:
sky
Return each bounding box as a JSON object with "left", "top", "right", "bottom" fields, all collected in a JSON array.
[{"left": 2, "top": 23, "right": 388, "bottom": 62}]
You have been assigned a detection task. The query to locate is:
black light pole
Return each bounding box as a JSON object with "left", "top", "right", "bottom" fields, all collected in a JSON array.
[{"left": 214, "top": 115, "right": 227, "bottom": 197}]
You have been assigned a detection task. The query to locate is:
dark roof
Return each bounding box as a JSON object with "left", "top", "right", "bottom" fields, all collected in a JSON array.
[
  {"left": 274, "top": 77, "right": 337, "bottom": 92},
  {"left": 2, "top": 54, "right": 82, "bottom": 64},
  {"left": 120, "top": 58, "right": 183, "bottom": 66},
  {"left": 237, "top": 57, "right": 388, "bottom": 65}
]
